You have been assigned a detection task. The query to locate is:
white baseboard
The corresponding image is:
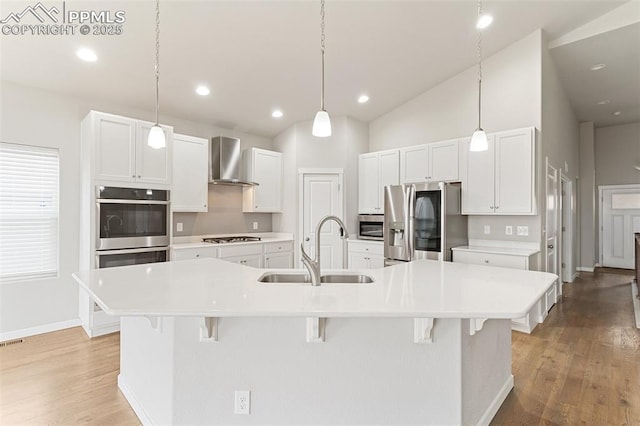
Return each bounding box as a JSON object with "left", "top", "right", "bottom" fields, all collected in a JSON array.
[
  {"left": 577, "top": 266, "right": 595, "bottom": 272},
  {"left": 118, "top": 375, "right": 153, "bottom": 426},
  {"left": 476, "top": 374, "right": 514, "bottom": 426},
  {"left": 632, "top": 279, "right": 639, "bottom": 329},
  {"left": 0, "top": 318, "right": 81, "bottom": 342}
]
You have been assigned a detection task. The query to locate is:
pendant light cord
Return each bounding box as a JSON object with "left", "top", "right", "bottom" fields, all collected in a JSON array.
[
  {"left": 154, "top": 0, "right": 160, "bottom": 126},
  {"left": 477, "top": 0, "right": 483, "bottom": 130},
  {"left": 320, "top": 0, "right": 326, "bottom": 111}
]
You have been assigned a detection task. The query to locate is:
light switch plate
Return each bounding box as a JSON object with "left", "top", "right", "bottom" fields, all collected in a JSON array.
[
  {"left": 176, "top": 222, "right": 183, "bottom": 232},
  {"left": 505, "top": 226, "right": 513, "bottom": 235},
  {"left": 517, "top": 226, "right": 529, "bottom": 236},
  {"left": 253, "top": 222, "right": 258, "bottom": 230},
  {"left": 484, "top": 225, "right": 491, "bottom": 235}
]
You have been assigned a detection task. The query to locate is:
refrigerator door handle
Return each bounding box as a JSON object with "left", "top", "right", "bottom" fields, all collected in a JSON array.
[{"left": 406, "top": 185, "right": 415, "bottom": 261}]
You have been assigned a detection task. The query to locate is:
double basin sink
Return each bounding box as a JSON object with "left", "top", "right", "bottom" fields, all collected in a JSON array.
[{"left": 258, "top": 272, "right": 374, "bottom": 284}]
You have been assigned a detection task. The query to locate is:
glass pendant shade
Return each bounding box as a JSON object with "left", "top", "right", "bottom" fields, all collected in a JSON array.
[
  {"left": 469, "top": 129, "right": 488, "bottom": 152},
  {"left": 312, "top": 110, "right": 332, "bottom": 137},
  {"left": 148, "top": 125, "right": 166, "bottom": 149}
]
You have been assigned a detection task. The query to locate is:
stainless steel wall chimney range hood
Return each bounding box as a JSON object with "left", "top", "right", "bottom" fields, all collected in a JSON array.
[{"left": 209, "top": 136, "right": 258, "bottom": 186}]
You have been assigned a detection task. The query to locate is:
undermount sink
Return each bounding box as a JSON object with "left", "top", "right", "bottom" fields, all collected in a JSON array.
[{"left": 257, "top": 272, "right": 374, "bottom": 284}]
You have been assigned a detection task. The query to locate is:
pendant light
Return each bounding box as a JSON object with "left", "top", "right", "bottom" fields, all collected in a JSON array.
[
  {"left": 312, "top": 0, "right": 331, "bottom": 137},
  {"left": 469, "top": 0, "right": 488, "bottom": 152},
  {"left": 147, "top": 0, "right": 166, "bottom": 149}
]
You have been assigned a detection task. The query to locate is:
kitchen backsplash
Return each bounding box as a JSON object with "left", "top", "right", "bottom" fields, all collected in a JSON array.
[{"left": 173, "top": 185, "right": 272, "bottom": 236}]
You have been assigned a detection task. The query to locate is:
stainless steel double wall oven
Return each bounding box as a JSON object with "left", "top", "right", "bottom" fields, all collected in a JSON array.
[{"left": 95, "top": 186, "right": 170, "bottom": 268}]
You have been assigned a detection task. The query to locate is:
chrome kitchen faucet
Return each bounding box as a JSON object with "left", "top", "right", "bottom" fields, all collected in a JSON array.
[{"left": 300, "top": 215, "right": 349, "bottom": 286}]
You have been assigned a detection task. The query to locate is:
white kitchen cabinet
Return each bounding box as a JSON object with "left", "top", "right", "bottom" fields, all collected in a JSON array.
[
  {"left": 219, "top": 243, "right": 264, "bottom": 268},
  {"left": 400, "top": 139, "right": 459, "bottom": 184},
  {"left": 172, "top": 134, "right": 209, "bottom": 212},
  {"left": 461, "top": 127, "right": 536, "bottom": 215},
  {"left": 263, "top": 241, "right": 294, "bottom": 268},
  {"left": 171, "top": 246, "right": 218, "bottom": 261},
  {"left": 88, "top": 111, "right": 173, "bottom": 187},
  {"left": 452, "top": 245, "right": 549, "bottom": 334},
  {"left": 347, "top": 240, "right": 384, "bottom": 269},
  {"left": 243, "top": 148, "right": 283, "bottom": 212},
  {"left": 358, "top": 150, "right": 399, "bottom": 213},
  {"left": 264, "top": 252, "right": 293, "bottom": 268}
]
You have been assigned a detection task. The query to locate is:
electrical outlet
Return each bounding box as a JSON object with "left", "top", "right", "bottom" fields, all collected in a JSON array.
[
  {"left": 505, "top": 226, "right": 513, "bottom": 235},
  {"left": 234, "top": 390, "right": 250, "bottom": 414},
  {"left": 253, "top": 221, "right": 258, "bottom": 230},
  {"left": 176, "top": 222, "right": 183, "bottom": 232},
  {"left": 517, "top": 226, "right": 529, "bottom": 236},
  {"left": 483, "top": 225, "right": 491, "bottom": 235}
]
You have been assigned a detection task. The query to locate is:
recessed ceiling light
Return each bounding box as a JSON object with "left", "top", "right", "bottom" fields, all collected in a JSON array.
[
  {"left": 613, "top": 111, "right": 622, "bottom": 116},
  {"left": 597, "top": 99, "right": 610, "bottom": 105},
  {"left": 358, "top": 95, "right": 370, "bottom": 104},
  {"left": 590, "top": 63, "right": 606, "bottom": 71},
  {"left": 195, "top": 85, "right": 210, "bottom": 96},
  {"left": 76, "top": 48, "right": 97, "bottom": 62},
  {"left": 476, "top": 14, "right": 493, "bottom": 29},
  {"left": 271, "top": 110, "right": 283, "bottom": 118}
]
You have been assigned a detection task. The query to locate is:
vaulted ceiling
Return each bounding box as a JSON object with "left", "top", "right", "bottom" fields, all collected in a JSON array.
[{"left": 0, "top": 1, "right": 634, "bottom": 137}]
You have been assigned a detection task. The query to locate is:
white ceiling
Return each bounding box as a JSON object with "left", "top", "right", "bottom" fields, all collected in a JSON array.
[{"left": 0, "top": 0, "right": 631, "bottom": 137}]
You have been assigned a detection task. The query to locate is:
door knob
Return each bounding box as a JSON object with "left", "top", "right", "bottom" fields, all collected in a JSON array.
[{"left": 547, "top": 244, "right": 554, "bottom": 249}]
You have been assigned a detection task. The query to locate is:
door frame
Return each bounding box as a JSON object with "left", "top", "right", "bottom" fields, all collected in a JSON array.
[
  {"left": 297, "top": 168, "right": 345, "bottom": 267},
  {"left": 560, "top": 171, "right": 574, "bottom": 282},
  {"left": 598, "top": 183, "right": 640, "bottom": 267},
  {"left": 545, "top": 158, "right": 561, "bottom": 296}
]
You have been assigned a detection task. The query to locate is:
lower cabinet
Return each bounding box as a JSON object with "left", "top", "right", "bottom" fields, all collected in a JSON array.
[
  {"left": 264, "top": 252, "right": 293, "bottom": 268},
  {"left": 347, "top": 240, "right": 384, "bottom": 269},
  {"left": 452, "top": 246, "right": 551, "bottom": 334},
  {"left": 172, "top": 240, "right": 294, "bottom": 269}
]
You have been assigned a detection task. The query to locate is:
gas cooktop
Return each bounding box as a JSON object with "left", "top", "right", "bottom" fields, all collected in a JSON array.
[{"left": 202, "top": 236, "right": 262, "bottom": 244}]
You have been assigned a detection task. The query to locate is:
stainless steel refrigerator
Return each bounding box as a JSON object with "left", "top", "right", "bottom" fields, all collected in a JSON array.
[{"left": 384, "top": 182, "right": 468, "bottom": 264}]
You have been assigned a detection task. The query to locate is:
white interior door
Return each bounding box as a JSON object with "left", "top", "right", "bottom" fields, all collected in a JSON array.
[
  {"left": 561, "top": 176, "right": 574, "bottom": 282},
  {"left": 545, "top": 160, "right": 559, "bottom": 278},
  {"left": 601, "top": 185, "right": 640, "bottom": 269},
  {"left": 300, "top": 172, "right": 344, "bottom": 269}
]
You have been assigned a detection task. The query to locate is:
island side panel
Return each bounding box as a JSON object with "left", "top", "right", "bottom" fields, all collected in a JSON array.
[
  {"left": 461, "top": 319, "right": 514, "bottom": 425},
  {"left": 118, "top": 317, "right": 175, "bottom": 425},
  {"left": 170, "top": 316, "right": 468, "bottom": 425}
]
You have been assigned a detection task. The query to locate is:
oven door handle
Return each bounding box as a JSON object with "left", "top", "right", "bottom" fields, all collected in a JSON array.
[
  {"left": 96, "top": 247, "right": 170, "bottom": 256},
  {"left": 96, "top": 199, "right": 170, "bottom": 205}
]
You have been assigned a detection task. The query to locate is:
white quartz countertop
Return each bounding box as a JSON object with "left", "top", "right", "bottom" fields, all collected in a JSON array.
[
  {"left": 171, "top": 233, "right": 294, "bottom": 249},
  {"left": 452, "top": 245, "right": 540, "bottom": 256},
  {"left": 72, "top": 259, "right": 557, "bottom": 319}
]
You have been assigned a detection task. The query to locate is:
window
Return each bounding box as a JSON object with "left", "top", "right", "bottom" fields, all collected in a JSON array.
[{"left": 0, "top": 142, "right": 59, "bottom": 282}]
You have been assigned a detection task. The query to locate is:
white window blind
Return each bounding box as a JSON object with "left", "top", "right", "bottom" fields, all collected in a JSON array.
[{"left": 0, "top": 142, "right": 59, "bottom": 282}]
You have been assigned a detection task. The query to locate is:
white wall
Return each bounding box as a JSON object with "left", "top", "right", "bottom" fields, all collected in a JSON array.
[
  {"left": 272, "top": 116, "right": 369, "bottom": 262},
  {"left": 541, "top": 33, "right": 580, "bottom": 278},
  {"left": 369, "top": 30, "right": 543, "bottom": 245},
  {"left": 595, "top": 122, "right": 640, "bottom": 186},
  {"left": 579, "top": 122, "right": 596, "bottom": 269},
  {"left": 0, "top": 80, "right": 273, "bottom": 337}
]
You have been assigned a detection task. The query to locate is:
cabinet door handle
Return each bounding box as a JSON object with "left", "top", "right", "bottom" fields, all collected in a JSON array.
[
  {"left": 490, "top": 206, "right": 494, "bottom": 209},
  {"left": 138, "top": 175, "right": 141, "bottom": 178},
  {"left": 495, "top": 206, "right": 499, "bottom": 210},
  {"left": 305, "top": 237, "right": 310, "bottom": 242},
  {"left": 132, "top": 175, "right": 135, "bottom": 178},
  {"left": 484, "top": 260, "right": 489, "bottom": 263},
  {"left": 196, "top": 254, "right": 200, "bottom": 258},
  {"left": 547, "top": 245, "right": 554, "bottom": 249}
]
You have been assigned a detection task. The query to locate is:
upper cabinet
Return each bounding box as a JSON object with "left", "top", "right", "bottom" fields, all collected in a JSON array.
[
  {"left": 461, "top": 127, "right": 536, "bottom": 215},
  {"left": 87, "top": 111, "right": 173, "bottom": 187},
  {"left": 359, "top": 149, "right": 399, "bottom": 214},
  {"left": 172, "top": 134, "right": 209, "bottom": 212},
  {"left": 399, "top": 139, "right": 459, "bottom": 184},
  {"left": 242, "top": 148, "right": 283, "bottom": 213}
]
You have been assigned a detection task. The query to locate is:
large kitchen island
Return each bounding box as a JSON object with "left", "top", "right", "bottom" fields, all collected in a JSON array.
[{"left": 73, "top": 258, "right": 557, "bottom": 425}]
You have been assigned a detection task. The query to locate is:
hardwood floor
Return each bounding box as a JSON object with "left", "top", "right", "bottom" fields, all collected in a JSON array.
[
  {"left": 492, "top": 269, "right": 640, "bottom": 425},
  {"left": 1, "top": 270, "right": 638, "bottom": 425}
]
